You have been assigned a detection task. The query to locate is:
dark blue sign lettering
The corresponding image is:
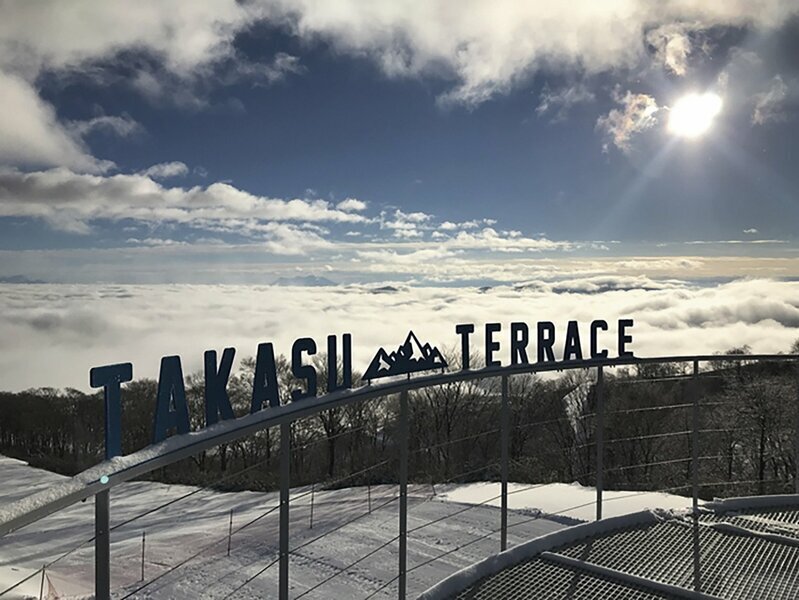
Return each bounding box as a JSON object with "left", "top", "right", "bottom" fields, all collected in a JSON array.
[{"left": 89, "top": 320, "right": 634, "bottom": 451}]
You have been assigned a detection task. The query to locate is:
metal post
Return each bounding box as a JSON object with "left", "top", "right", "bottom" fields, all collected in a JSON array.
[
  {"left": 398, "top": 390, "right": 409, "bottom": 600},
  {"left": 227, "top": 509, "right": 233, "bottom": 556},
  {"left": 795, "top": 364, "right": 799, "bottom": 494},
  {"left": 691, "top": 360, "right": 700, "bottom": 513},
  {"left": 141, "top": 531, "right": 146, "bottom": 581},
  {"left": 691, "top": 360, "right": 701, "bottom": 593},
  {"left": 595, "top": 366, "right": 604, "bottom": 521},
  {"left": 691, "top": 516, "right": 702, "bottom": 594},
  {"left": 309, "top": 483, "right": 315, "bottom": 529},
  {"left": 95, "top": 490, "right": 110, "bottom": 600},
  {"left": 500, "top": 375, "right": 509, "bottom": 551},
  {"left": 38, "top": 565, "right": 45, "bottom": 600},
  {"left": 279, "top": 422, "right": 290, "bottom": 600}
]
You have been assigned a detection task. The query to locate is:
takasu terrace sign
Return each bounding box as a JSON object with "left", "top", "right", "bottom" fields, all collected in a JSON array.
[{"left": 90, "top": 319, "right": 634, "bottom": 456}]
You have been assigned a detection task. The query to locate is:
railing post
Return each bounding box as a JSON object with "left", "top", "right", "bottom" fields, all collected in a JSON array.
[
  {"left": 95, "top": 490, "right": 110, "bottom": 600},
  {"left": 309, "top": 483, "right": 315, "bottom": 529},
  {"left": 227, "top": 509, "right": 233, "bottom": 556},
  {"left": 691, "top": 360, "right": 700, "bottom": 513},
  {"left": 96, "top": 445, "right": 115, "bottom": 600},
  {"left": 398, "top": 390, "right": 409, "bottom": 600},
  {"left": 500, "top": 375, "right": 509, "bottom": 551},
  {"left": 795, "top": 362, "right": 799, "bottom": 494},
  {"left": 279, "top": 422, "right": 290, "bottom": 600},
  {"left": 691, "top": 359, "right": 701, "bottom": 593},
  {"left": 595, "top": 365, "right": 604, "bottom": 521},
  {"left": 691, "top": 515, "right": 702, "bottom": 593}
]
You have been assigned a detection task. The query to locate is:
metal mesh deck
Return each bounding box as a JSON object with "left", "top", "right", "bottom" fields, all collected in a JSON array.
[
  {"left": 446, "top": 504, "right": 799, "bottom": 599},
  {"left": 453, "top": 557, "right": 674, "bottom": 600}
]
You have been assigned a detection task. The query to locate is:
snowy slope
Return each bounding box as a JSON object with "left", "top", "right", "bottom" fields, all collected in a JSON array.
[
  {"left": 435, "top": 481, "right": 691, "bottom": 521},
  {"left": 0, "top": 456, "right": 690, "bottom": 599}
]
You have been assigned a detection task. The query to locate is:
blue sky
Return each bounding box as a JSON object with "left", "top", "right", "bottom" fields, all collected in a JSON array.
[{"left": 1, "top": 2, "right": 798, "bottom": 285}]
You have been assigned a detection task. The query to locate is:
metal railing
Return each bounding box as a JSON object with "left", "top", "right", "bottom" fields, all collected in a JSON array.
[{"left": 1, "top": 353, "right": 798, "bottom": 599}]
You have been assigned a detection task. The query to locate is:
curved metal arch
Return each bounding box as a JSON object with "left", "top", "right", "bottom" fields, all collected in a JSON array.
[{"left": 1, "top": 353, "right": 797, "bottom": 537}]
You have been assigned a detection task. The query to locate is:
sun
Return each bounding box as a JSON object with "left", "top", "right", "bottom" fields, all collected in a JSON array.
[{"left": 667, "top": 92, "right": 723, "bottom": 138}]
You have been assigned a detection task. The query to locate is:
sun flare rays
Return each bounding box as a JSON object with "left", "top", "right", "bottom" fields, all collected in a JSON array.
[{"left": 667, "top": 93, "right": 723, "bottom": 138}]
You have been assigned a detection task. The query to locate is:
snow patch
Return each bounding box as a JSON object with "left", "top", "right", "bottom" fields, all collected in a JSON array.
[{"left": 435, "top": 481, "right": 691, "bottom": 521}]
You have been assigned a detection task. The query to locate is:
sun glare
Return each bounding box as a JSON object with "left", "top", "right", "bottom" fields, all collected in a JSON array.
[{"left": 667, "top": 92, "right": 723, "bottom": 138}]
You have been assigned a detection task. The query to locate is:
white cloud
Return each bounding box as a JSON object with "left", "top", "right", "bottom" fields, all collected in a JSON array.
[
  {"left": 259, "top": 222, "right": 333, "bottom": 255},
  {"left": 0, "top": 168, "right": 369, "bottom": 235},
  {"left": 2, "top": 0, "right": 789, "bottom": 124},
  {"left": 645, "top": 23, "right": 697, "bottom": 76},
  {"left": 1, "top": 278, "right": 798, "bottom": 391},
  {"left": 226, "top": 52, "right": 305, "bottom": 87},
  {"left": 752, "top": 75, "right": 789, "bottom": 125},
  {"left": 3, "top": 244, "right": 799, "bottom": 287},
  {"left": 392, "top": 228, "right": 423, "bottom": 239},
  {"left": 0, "top": 2, "right": 259, "bottom": 77},
  {"left": 268, "top": 0, "right": 798, "bottom": 106},
  {"left": 336, "top": 198, "right": 368, "bottom": 212},
  {"left": 685, "top": 239, "right": 788, "bottom": 245},
  {"left": 0, "top": 2, "right": 288, "bottom": 169},
  {"left": 0, "top": 72, "right": 113, "bottom": 173},
  {"left": 449, "top": 228, "right": 575, "bottom": 253},
  {"left": 0, "top": 167, "right": 594, "bottom": 262},
  {"left": 438, "top": 219, "right": 483, "bottom": 232},
  {"left": 126, "top": 237, "right": 187, "bottom": 247},
  {"left": 397, "top": 210, "right": 430, "bottom": 223},
  {"left": 536, "top": 83, "right": 595, "bottom": 121},
  {"left": 0, "top": 0, "right": 796, "bottom": 176},
  {"left": 68, "top": 114, "right": 142, "bottom": 139},
  {"left": 140, "top": 162, "right": 190, "bottom": 179},
  {"left": 596, "top": 89, "right": 661, "bottom": 152},
  {"left": 356, "top": 247, "right": 458, "bottom": 265},
  {"left": 0, "top": 0, "right": 794, "bottom": 177},
  {"left": 380, "top": 209, "right": 433, "bottom": 238}
]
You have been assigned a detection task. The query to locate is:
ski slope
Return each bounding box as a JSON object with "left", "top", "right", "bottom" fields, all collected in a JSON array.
[{"left": 0, "top": 456, "right": 690, "bottom": 599}]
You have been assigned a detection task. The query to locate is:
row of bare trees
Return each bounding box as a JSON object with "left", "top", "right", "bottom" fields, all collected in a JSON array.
[{"left": 0, "top": 346, "right": 797, "bottom": 499}]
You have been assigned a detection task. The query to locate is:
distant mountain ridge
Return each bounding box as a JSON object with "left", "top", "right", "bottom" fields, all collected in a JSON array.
[
  {"left": 0, "top": 275, "right": 46, "bottom": 284},
  {"left": 364, "top": 331, "right": 448, "bottom": 381}
]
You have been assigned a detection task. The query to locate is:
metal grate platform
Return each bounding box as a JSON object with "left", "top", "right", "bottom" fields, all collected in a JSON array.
[
  {"left": 426, "top": 497, "right": 799, "bottom": 600},
  {"left": 451, "top": 556, "right": 674, "bottom": 599}
]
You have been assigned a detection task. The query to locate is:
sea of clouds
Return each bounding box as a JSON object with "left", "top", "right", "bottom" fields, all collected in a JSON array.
[{"left": 1, "top": 277, "right": 798, "bottom": 391}]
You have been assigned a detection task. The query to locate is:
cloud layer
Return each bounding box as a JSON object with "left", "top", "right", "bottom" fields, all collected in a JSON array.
[
  {"left": 0, "top": 167, "right": 592, "bottom": 259},
  {"left": 271, "top": 0, "right": 797, "bottom": 106},
  {"left": 0, "top": 168, "right": 367, "bottom": 236},
  {"left": 1, "top": 278, "right": 797, "bottom": 391},
  {"left": 1, "top": 1, "right": 797, "bottom": 169}
]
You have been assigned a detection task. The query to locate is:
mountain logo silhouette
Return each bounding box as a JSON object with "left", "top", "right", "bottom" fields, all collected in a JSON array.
[{"left": 364, "top": 331, "right": 448, "bottom": 381}]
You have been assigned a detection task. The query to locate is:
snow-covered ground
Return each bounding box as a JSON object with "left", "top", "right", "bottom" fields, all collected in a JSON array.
[
  {"left": 435, "top": 481, "right": 691, "bottom": 521},
  {"left": 0, "top": 456, "right": 691, "bottom": 599}
]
